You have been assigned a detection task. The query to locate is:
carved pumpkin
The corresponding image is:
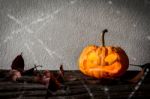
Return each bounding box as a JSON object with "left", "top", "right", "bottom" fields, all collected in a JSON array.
[{"left": 78, "top": 29, "right": 129, "bottom": 79}]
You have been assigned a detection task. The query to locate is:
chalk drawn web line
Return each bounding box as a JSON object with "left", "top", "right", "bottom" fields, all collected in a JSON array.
[{"left": 3, "top": 0, "right": 78, "bottom": 70}]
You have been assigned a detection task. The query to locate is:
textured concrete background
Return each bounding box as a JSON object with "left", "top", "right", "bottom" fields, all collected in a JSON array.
[{"left": 0, "top": 0, "right": 150, "bottom": 70}]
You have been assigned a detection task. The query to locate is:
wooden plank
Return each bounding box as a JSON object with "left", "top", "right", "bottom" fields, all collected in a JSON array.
[{"left": 0, "top": 70, "right": 149, "bottom": 99}]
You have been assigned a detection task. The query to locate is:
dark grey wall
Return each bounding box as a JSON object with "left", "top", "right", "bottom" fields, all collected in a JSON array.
[{"left": 0, "top": 0, "right": 150, "bottom": 70}]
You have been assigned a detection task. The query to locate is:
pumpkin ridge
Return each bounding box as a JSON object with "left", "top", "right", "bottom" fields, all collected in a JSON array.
[{"left": 78, "top": 29, "right": 129, "bottom": 79}]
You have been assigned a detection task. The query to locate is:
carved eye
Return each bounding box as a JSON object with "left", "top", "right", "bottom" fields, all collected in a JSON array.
[
  {"left": 87, "top": 52, "right": 100, "bottom": 64},
  {"left": 105, "top": 54, "right": 118, "bottom": 65}
]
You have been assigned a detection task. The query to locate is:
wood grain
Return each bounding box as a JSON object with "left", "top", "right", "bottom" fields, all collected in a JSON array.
[{"left": 0, "top": 70, "right": 149, "bottom": 99}]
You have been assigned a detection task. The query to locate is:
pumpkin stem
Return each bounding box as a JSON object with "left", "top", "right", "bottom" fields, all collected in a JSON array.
[{"left": 102, "top": 29, "right": 108, "bottom": 46}]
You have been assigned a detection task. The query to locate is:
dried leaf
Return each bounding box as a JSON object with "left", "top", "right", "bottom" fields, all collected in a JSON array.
[
  {"left": 11, "top": 53, "right": 24, "bottom": 73},
  {"left": 66, "top": 75, "right": 78, "bottom": 81},
  {"left": 128, "top": 63, "right": 150, "bottom": 83},
  {"left": 48, "top": 73, "right": 61, "bottom": 91},
  {"left": 9, "top": 69, "right": 22, "bottom": 81},
  {"left": 45, "top": 73, "right": 61, "bottom": 98},
  {"left": 129, "top": 68, "right": 144, "bottom": 83},
  {"left": 56, "top": 65, "right": 65, "bottom": 83},
  {"left": 120, "top": 63, "right": 150, "bottom": 83},
  {"left": 23, "top": 65, "right": 42, "bottom": 76},
  {"left": 140, "top": 63, "right": 150, "bottom": 69},
  {"left": 60, "top": 64, "right": 64, "bottom": 76},
  {"left": 23, "top": 68, "right": 35, "bottom": 76},
  {"left": 43, "top": 70, "right": 51, "bottom": 78}
]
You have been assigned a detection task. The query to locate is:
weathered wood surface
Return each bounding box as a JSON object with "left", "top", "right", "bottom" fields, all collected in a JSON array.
[{"left": 0, "top": 70, "right": 150, "bottom": 99}]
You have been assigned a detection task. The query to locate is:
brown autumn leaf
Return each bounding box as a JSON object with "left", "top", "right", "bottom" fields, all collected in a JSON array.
[
  {"left": 56, "top": 65, "right": 65, "bottom": 83},
  {"left": 45, "top": 72, "right": 61, "bottom": 98},
  {"left": 60, "top": 64, "right": 64, "bottom": 76},
  {"left": 11, "top": 53, "right": 24, "bottom": 73},
  {"left": 128, "top": 68, "right": 145, "bottom": 83},
  {"left": 48, "top": 72, "right": 61, "bottom": 91},
  {"left": 120, "top": 63, "right": 150, "bottom": 84},
  {"left": 43, "top": 70, "right": 51, "bottom": 78},
  {"left": 128, "top": 63, "right": 150, "bottom": 83},
  {"left": 23, "top": 65, "right": 42, "bottom": 76},
  {"left": 9, "top": 69, "right": 22, "bottom": 81}
]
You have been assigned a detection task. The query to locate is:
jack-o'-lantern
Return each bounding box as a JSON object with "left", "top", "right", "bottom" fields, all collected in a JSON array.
[{"left": 78, "top": 29, "right": 129, "bottom": 79}]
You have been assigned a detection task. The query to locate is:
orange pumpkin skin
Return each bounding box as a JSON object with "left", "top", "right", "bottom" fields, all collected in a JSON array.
[
  {"left": 79, "top": 29, "right": 129, "bottom": 79},
  {"left": 78, "top": 45, "right": 129, "bottom": 79}
]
